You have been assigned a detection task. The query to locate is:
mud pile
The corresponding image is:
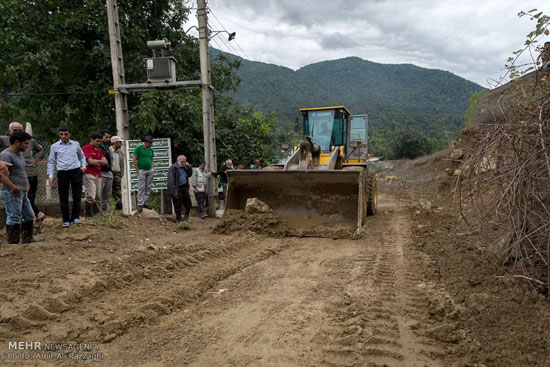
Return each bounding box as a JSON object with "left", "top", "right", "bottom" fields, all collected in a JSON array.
[
  {"left": 214, "top": 209, "right": 358, "bottom": 239},
  {"left": 213, "top": 209, "right": 292, "bottom": 237}
]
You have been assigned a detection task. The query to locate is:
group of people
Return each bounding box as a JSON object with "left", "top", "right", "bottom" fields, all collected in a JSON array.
[
  {"left": 0, "top": 123, "right": 263, "bottom": 242},
  {"left": 46, "top": 127, "right": 125, "bottom": 228},
  {"left": 0, "top": 125, "right": 126, "bottom": 244}
]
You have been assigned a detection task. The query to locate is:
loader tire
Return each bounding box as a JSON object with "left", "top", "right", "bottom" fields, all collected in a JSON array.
[{"left": 366, "top": 170, "right": 377, "bottom": 216}]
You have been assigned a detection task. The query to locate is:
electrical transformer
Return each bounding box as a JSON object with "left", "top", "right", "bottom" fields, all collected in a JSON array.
[{"left": 145, "top": 39, "right": 176, "bottom": 83}]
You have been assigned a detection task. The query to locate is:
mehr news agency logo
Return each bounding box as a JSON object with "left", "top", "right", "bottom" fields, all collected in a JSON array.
[{"left": 6, "top": 341, "right": 104, "bottom": 361}]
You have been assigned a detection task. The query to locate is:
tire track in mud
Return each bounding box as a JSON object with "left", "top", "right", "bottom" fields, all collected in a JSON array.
[
  {"left": 318, "top": 206, "right": 454, "bottom": 367},
  {"left": 97, "top": 198, "right": 464, "bottom": 367},
  {"left": 0, "top": 196, "right": 468, "bottom": 366},
  {"left": 0, "top": 232, "right": 296, "bottom": 365}
]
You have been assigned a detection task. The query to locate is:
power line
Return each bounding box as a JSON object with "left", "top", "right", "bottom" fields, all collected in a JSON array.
[
  {"left": 209, "top": 33, "right": 232, "bottom": 55},
  {"left": 208, "top": 24, "right": 240, "bottom": 57},
  {"left": 207, "top": 7, "right": 250, "bottom": 60},
  {"left": 207, "top": 13, "right": 243, "bottom": 58},
  {"left": 208, "top": 22, "right": 240, "bottom": 56}
]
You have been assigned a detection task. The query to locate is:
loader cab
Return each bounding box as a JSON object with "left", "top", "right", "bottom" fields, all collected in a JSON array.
[
  {"left": 346, "top": 115, "right": 368, "bottom": 163},
  {"left": 300, "top": 106, "right": 368, "bottom": 163},
  {"left": 300, "top": 106, "right": 349, "bottom": 153}
]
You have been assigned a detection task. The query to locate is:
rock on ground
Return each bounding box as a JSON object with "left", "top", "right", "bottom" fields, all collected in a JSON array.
[{"left": 245, "top": 198, "right": 272, "bottom": 214}]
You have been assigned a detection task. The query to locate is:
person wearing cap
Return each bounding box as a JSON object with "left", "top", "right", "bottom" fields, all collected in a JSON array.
[
  {"left": 109, "top": 135, "right": 125, "bottom": 210},
  {"left": 132, "top": 135, "right": 155, "bottom": 212},
  {"left": 47, "top": 126, "right": 87, "bottom": 228},
  {"left": 213, "top": 159, "right": 232, "bottom": 209}
]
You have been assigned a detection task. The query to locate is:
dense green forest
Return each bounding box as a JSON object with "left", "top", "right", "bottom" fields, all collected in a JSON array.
[{"left": 223, "top": 53, "right": 486, "bottom": 158}]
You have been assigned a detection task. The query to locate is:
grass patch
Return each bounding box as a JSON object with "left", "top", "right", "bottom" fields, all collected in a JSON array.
[
  {"left": 369, "top": 162, "right": 385, "bottom": 173},
  {"left": 177, "top": 221, "right": 193, "bottom": 231},
  {"left": 87, "top": 201, "right": 126, "bottom": 229}
]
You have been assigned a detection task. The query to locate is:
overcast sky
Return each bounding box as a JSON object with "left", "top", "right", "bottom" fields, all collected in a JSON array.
[{"left": 186, "top": 1, "right": 548, "bottom": 88}]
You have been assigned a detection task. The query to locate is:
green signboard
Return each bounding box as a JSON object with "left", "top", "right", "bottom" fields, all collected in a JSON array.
[
  {"left": 130, "top": 169, "right": 168, "bottom": 182},
  {"left": 127, "top": 138, "right": 170, "bottom": 151},
  {"left": 130, "top": 180, "right": 169, "bottom": 191}
]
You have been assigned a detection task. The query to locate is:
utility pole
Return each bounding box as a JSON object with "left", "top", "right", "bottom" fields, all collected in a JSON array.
[
  {"left": 106, "top": 0, "right": 215, "bottom": 217},
  {"left": 106, "top": 0, "right": 131, "bottom": 215},
  {"left": 197, "top": 0, "right": 218, "bottom": 217}
]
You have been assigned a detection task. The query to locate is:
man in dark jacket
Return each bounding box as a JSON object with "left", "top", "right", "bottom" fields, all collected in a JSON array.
[
  {"left": 167, "top": 155, "right": 193, "bottom": 223},
  {"left": 214, "top": 159, "right": 232, "bottom": 201},
  {"left": 99, "top": 129, "right": 113, "bottom": 211}
]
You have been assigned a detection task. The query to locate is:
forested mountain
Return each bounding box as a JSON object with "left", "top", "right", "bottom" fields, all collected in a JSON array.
[{"left": 216, "top": 51, "right": 485, "bottom": 157}]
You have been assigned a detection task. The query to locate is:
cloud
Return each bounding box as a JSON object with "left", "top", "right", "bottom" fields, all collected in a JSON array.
[
  {"left": 198, "top": 0, "right": 549, "bottom": 87},
  {"left": 319, "top": 33, "right": 362, "bottom": 50}
]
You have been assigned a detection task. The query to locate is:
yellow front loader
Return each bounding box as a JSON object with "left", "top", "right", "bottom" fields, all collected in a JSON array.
[{"left": 225, "top": 106, "right": 377, "bottom": 232}]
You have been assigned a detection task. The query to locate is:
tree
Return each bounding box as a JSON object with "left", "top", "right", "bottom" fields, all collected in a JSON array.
[
  {"left": 215, "top": 101, "right": 277, "bottom": 167},
  {"left": 0, "top": 0, "right": 193, "bottom": 141},
  {"left": 0, "top": 0, "right": 277, "bottom": 164},
  {"left": 391, "top": 127, "right": 433, "bottom": 159}
]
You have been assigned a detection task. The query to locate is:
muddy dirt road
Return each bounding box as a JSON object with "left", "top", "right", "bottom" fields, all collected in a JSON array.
[{"left": 1, "top": 193, "right": 549, "bottom": 366}]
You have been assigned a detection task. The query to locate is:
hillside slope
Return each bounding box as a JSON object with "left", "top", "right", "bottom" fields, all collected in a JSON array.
[
  {"left": 236, "top": 55, "right": 481, "bottom": 118},
  {"left": 212, "top": 49, "right": 485, "bottom": 156}
]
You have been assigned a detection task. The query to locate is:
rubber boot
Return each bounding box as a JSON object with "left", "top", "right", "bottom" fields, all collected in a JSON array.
[
  {"left": 85, "top": 202, "right": 93, "bottom": 217},
  {"left": 6, "top": 224, "right": 21, "bottom": 244},
  {"left": 93, "top": 203, "right": 100, "bottom": 216},
  {"left": 21, "top": 221, "right": 43, "bottom": 243}
]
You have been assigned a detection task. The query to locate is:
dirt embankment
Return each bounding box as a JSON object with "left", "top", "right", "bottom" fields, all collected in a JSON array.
[
  {"left": 377, "top": 143, "right": 550, "bottom": 366},
  {"left": 412, "top": 207, "right": 550, "bottom": 366}
]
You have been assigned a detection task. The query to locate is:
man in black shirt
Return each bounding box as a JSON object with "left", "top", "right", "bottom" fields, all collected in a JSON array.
[
  {"left": 99, "top": 129, "right": 113, "bottom": 212},
  {"left": 212, "top": 159, "right": 232, "bottom": 210}
]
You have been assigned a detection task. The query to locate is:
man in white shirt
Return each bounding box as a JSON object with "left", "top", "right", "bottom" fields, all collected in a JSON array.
[
  {"left": 191, "top": 161, "right": 211, "bottom": 219},
  {"left": 109, "top": 136, "right": 125, "bottom": 210}
]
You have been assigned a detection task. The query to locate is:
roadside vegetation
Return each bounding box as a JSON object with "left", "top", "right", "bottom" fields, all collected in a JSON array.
[{"left": 458, "top": 9, "right": 550, "bottom": 294}]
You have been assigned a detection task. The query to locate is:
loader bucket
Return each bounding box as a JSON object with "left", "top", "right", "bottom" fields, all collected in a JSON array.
[{"left": 225, "top": 170, "right": 365, "bottom": 232}]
